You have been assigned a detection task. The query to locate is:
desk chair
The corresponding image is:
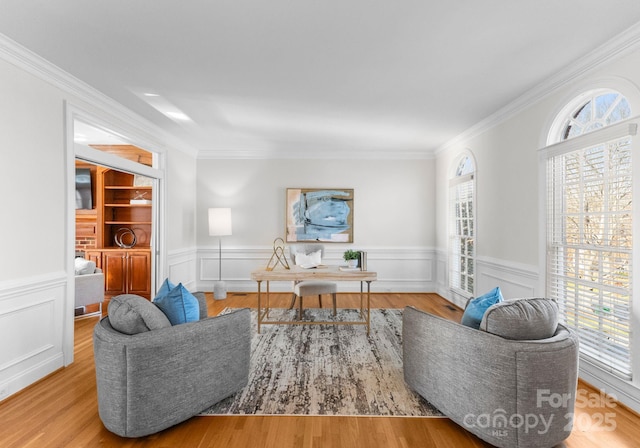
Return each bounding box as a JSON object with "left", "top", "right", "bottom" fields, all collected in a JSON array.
[{"left": 289, "top": 244, "right": 337, "bottom": 319}]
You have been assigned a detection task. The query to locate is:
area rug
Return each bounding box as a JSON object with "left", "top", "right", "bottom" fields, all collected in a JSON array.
[{"left": 201, "top": 308, "right": 442, "bottom": 417}]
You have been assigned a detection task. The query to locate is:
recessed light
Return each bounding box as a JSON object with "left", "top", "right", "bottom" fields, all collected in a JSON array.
[
  {"left": 135, "top": 91, "right": 193, "bottom": 123},
  {"left": 165, "top": 111, "right": 192, "bottom": 122}
]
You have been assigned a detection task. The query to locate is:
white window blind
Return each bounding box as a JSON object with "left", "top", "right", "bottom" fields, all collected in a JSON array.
[
  {"left": 450, "top": 173, "right": 475, "bottom": 295},
  {"left": 546, "top": 134, "right": 633, "bottom": 379}
]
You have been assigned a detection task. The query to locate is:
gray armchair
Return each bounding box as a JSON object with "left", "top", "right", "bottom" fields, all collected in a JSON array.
[
  {"left": 93, "top": 293, "right": 250, "bottom": 437},
  {"left": 403, "top": 299, "right": 579, "bottom": 448},
  {"left": 75, "top": 267, "right": 104, "bottom": 316}
]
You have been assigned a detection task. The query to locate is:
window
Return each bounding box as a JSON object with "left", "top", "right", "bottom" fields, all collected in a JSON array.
[
  {"left": 450, "top": 154, "right": 475, "bottom": 296},
  {"left": 545, "top": 90, "right": 635, "bottom": 379},
  {"left": 561, "top": 92, "right": 630, "bottom": 140}
]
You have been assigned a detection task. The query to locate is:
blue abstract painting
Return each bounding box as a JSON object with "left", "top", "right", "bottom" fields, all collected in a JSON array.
[{"left": 286, "top": 188, "right": 354, "bottom": 242}]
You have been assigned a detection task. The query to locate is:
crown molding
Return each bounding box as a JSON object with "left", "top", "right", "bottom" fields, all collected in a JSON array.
[
  {"left": 436, "top": 21, "right": 640, "bottom": 155},
  {"left": 197, "top": 146, "right": 435, "bottom": 160},
  {"left": 0, "top": 33, "right": 198, "bottom": 157}
]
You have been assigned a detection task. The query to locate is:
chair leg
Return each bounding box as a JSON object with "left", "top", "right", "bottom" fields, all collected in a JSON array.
[
  {"left": 290, "top": 280, "right": 301, "bottom": 309},
  {"left": 332, "top": 293, "right": 337, "bottom": 316},
  {"left": 299, "top": 296, "right": 303, "bottom": 320},
  {"left": 318, "top": 294, "right": 323, "bottom": 308}
]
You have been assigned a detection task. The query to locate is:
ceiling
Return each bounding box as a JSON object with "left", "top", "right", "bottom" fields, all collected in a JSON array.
[{"left": 2, "top": 1, "right": 640, "bottom": 158}]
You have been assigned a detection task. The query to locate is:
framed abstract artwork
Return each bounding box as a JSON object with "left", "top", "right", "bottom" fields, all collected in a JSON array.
[{"left": 286, "top": 188, "right": 354, "bottom": 243}]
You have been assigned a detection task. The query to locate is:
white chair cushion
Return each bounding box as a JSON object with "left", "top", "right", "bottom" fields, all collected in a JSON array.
[{"left": 295, "top": 281, "right": 337, "bottom": 296}]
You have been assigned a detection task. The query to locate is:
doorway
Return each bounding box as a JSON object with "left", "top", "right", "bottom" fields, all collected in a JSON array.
[
  {"left": 74, "top": 159, "right": 155, "bottom": 314},
  {"left": 65, "top": 113, "right": 166, "bottom": 365}
]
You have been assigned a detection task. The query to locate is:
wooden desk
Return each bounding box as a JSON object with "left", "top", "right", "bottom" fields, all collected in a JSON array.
[{"left": 250, "top": 266, "right": 377, "bottom": 334}]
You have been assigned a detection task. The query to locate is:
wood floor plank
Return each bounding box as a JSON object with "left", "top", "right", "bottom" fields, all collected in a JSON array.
[{"left": 0, "top": 292, "right": 638, "bottom": 447}]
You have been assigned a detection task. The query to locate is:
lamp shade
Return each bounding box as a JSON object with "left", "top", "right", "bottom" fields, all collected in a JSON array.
[{"left": 208, "top": 208, "right": 232, "bottom": 236}]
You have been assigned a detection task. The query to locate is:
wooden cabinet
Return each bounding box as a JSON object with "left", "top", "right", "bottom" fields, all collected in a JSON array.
[
  {"left": 97, "top": 168, "right": 152, "bottom": 250},
  {"left": 85, "top": 250, "right": 103, "bottom": 269},
  {"left": 102, "top": 251, "right": 127, "bottom": 297},
  {"left": 127, "top": 251, "right": 152, "bottom": 297},
  {"left": 80, "top": 165, "right": 154, "bottom": 301},
  {"left": 101, "top": 249, "right": 152, "bottom": 299}
]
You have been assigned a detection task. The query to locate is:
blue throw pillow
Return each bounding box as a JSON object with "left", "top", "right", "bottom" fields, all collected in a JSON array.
[
  {"left": 154, "top": 278, "right": 176, "bottom": 301},
  {"left": 461, "top": 287, "right": 504, "bottom": 329},
  {"left": 153, "top": 283, "right": 200, "bottom": 325}
]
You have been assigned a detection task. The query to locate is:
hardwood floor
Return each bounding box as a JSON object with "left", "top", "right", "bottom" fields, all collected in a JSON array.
[{"left": 1, "top": 292, "right": 638, "bottom": 447}]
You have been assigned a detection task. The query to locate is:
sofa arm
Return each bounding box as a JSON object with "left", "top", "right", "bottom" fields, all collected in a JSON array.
[
  {"left": 94, "top": 307, "right": 251, "bottom": 437},
  {"left": 75, "top": 271, "right": 104, "bottom": 308}
]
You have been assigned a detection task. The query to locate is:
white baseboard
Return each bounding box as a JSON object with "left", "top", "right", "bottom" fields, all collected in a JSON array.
[
  {"left": 579, "top": 360, "right": 640, "bottom": 415},
  {"left": 0, "top": 353, "right": 64, "bottom": 402}
]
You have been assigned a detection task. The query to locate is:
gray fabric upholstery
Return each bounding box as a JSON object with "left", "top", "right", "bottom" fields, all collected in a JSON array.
[
  {"left": 108, "top": 294, "right": 171, "bottom": 335},
  {"left": 403, "top": 305, "right": 579, "bottom": 448},
  {"left": 480, "top": 297, "right": 559, "bottom": 340},
  {"left": 75, "top": 267, "right": 104, "bottom": 308},
  {"left": 193, "top": 291, "right": 209, "bottom": 319},
  {"left": 93, "top": 302, "right": 251, "bottom": 437}
]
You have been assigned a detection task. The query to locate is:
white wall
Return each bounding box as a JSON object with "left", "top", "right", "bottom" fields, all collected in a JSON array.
[
  {"left": 194, "top": 158, "right": 437, "bottom": 292},
  {"left": 0, "top": 57, "right": 68, "bottom": 402},
  {"left": 0, "top": 59, "right": 66, "bottom": 280},
  {"left": 165, "top": 149, "right": 198, "bottom": 289}
]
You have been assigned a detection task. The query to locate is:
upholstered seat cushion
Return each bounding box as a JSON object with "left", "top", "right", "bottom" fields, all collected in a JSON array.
[
  {"left": 294, "top": 281, "right": 338, "bottom": 296},
  {"left": 480, "top": 297, "right": 559, "bottom": 340},
  {"left": 108, "top": 294, "right": 171, "bottom": 335}
]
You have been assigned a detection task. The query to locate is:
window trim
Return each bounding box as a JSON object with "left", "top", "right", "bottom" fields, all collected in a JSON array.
[
  {"left": 449, "top": 152, "right": 476, "bottom": 298},
  {"left": 541, "top": 92, "right": 638, "bottom": 381}
]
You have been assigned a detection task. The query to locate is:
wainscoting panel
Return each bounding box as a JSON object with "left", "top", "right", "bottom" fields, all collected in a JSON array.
[
  {"left": 167, "top": 247, "right": 198, "bottom": 292},
  {"left": 436, "top": 253, "right": 541, "bottom": 308},
  {"left": 196, "top": 246, "right": 437, "bottom": 293},
  {"left": 475, "top": 256, "right": 540, "bottom": 299},
  {"left": 0, "top": 272, "right": 66, "bottom": 402}
]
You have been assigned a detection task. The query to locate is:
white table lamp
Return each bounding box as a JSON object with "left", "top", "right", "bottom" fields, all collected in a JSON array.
[{"left": 208, "top": 208, "right": 232, "bottom": 299}]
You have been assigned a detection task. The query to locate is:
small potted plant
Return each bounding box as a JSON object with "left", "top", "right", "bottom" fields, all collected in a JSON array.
[{"left": 343, "top": 249, "right": 359, "bottom": 268}]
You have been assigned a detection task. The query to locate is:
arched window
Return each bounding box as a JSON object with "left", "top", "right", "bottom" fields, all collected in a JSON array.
[
  {"left": 560, "top": 91, "right": 630, "bottom": 140},
  {"left": 449, "top": 154, "right": 475, "bottom": 296},
  {"left": 544, "top": 89, "right": 635, "bottom": 379}
]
